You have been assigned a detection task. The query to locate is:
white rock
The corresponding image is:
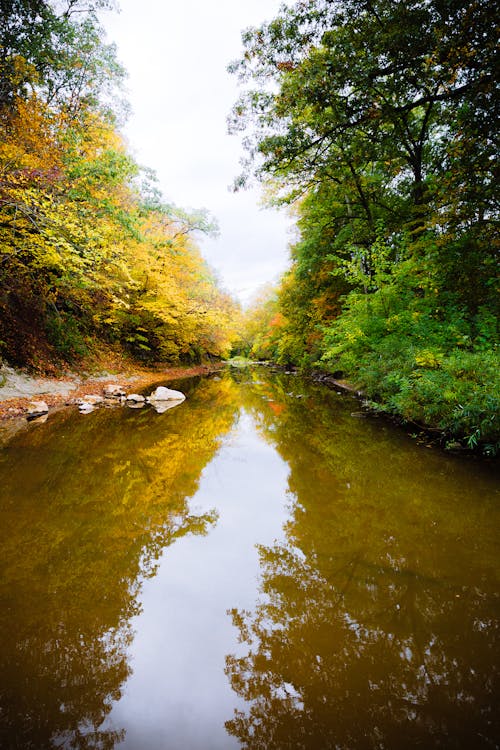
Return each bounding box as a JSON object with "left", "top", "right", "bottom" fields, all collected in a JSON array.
[
  {"left": 103, "top": 383, "right": 126, "bottom": 398},
  {"left": 78, "top": 402, "right": 95, "bottom": 414},
  {"left": 148, "top": 386, "right": 186, "bottom": 402},
  {"left": 126, "top": 393, "right": 145, "bottom": 403},
  {"left": 77, "top": 394, "right": 103, "bottom": 405},
  {"left": 27, "top": 401, "right": 49, "bottom": 418}
]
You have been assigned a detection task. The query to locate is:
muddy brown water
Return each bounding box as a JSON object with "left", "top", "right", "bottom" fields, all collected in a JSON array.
[{"left": 0, "top": 368, "right": 498, "bottom": 749}]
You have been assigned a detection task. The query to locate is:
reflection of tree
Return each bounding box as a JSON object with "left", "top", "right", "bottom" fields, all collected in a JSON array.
[
  {"left": 0, "top": 377, "right": 239, "bottom": 750},
  {"left": 226, "top": 542, "right": 499, "bottom": 749},
  {"left": 226, "top": 369, "right": 500, "bottom": 749}
]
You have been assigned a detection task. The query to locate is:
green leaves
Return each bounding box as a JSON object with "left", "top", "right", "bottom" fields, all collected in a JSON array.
[{"left": 231, "top": 0, "right": 499, "bottom": 450}]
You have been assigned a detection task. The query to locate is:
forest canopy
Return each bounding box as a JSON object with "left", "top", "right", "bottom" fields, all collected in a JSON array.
[
  {"left": 232, "top": 0, "right": 499, "bottom": 452},
  {"left": 0, "top": 0, "right": 240, "bottom": 369}
]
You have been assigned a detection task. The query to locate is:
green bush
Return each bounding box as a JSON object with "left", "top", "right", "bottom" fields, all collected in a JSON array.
[{"left": 321, "top": 287, "right": 499, "bottom": 453}]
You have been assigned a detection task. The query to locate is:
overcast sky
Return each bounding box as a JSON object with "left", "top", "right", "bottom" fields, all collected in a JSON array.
[{"left": 102, "top": 0, "right": 292, "bottom": 305}]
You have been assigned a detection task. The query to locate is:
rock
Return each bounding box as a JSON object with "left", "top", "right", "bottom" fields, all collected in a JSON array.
[
  {"left": 78, "top": 402, "right": 95, "bottom": 414},
  {"left": 103, "top": 384, "right": 126, "bottom": 398},
  {"left": 127, "top": 401, "right": 145, "bottom": 409},
  {"left": 77, "top": 394, "right": 104, "bottom": 406},
  {"left": 0, "top": 364, "right": 76, "bottom": 401},
  {"left": 148, "top": 386, "right": 185, "bottom": 402},
  {"left": 26, "top": 401, "right": 49, "bottom": 420},
  {"left": 126, "top": 393, "right": 145, "bottom": 403}
]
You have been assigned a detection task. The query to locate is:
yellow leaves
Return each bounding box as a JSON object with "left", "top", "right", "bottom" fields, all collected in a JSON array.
[
  {"left": 0, "top": 140, "right": 31, "bottom": 170},
  {"left": 1, "top": 95, "right": 64, "bottom": 172},
  {"left": 0, "top": 78, "right": 239, "bottom": 365},
  {"left": 345, "top": 327, "right": 365, "bottom": 343},
  {"left": 0, "top": 53, "right": 39, "bottom": 97},
  {"left": 414, "top": 349, "right": 443, "bottom": 369},
  {"left": 114, "top": 206, "right": 240, "bottom": 359}
]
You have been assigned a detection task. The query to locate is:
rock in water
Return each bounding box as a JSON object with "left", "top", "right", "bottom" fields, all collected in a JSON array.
[
  {"left": 148, "top": 386, "right": 186, "bottom": 402},
  {"left": 27, "top": 401, "right": 49, "bottom": 420},
  {"left": 126, "top": 393, "right": 145, "bottom": 403},
  {"left": 103, "top": 384, "right": 126, "bottom": 398},
  {"left": 28, "top": 413, "right": 48, "bottom": 424},
  {"left": 78, "top": 402, "right": 95, "bottom": 414},
  {"left": 77, "top": 394, "right": 103, "bottom": 406}
]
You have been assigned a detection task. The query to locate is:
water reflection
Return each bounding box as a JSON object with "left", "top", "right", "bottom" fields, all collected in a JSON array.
[
  {"left": 103, "top": 408, "right": 291, "bottom": 750},
  {"left": 225, "top": 370, "right": 500, "bottom": 749},
  {"left": 0, "top": 368, "right": 498, "bottom": 749},
  {"left": 0, "top": 377, "right": 238, "bottom": 750}
]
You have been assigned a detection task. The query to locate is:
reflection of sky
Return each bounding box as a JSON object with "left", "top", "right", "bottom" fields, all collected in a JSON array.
[
  {"left": 104, "top": 410, "right": 291, "bottom": 749},
  {"left": 102, "top": 0, "right": 293, "bottom": 304}
]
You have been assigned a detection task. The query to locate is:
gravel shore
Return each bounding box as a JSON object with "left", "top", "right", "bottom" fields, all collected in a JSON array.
[{"left": 0, "top": 363, "right": 219, "bottom": 421}]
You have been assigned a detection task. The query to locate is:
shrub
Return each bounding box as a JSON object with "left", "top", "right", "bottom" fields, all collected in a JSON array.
[{"left": 321, "top": 287, "right": 499, "bottom": 453}]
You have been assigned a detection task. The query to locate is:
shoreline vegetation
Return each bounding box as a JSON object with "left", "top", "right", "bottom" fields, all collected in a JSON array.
[
  {"left": 233, "top": 359, "right": 499, "bottom": 459},
  {"left": 1, "top": 1, "right": 497, "bottom": 456}
]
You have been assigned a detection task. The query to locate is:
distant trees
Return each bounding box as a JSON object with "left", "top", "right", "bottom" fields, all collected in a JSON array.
[{"left": 0, "top": 0, "right": 239, "bottom": 368}]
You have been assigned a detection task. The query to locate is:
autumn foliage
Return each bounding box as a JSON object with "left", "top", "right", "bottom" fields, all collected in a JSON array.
[{"left": 0, "top": 0, "right": 239, "bottom": 370}]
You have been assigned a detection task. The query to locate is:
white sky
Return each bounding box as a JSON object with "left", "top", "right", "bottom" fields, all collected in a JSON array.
[{"left": 102, "top": 0, "right": 292, "bottom": 305}]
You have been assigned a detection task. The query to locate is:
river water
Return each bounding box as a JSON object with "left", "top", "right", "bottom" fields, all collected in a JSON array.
[{"left": 0, "top": 368, "right": 498, "bottom": 749}]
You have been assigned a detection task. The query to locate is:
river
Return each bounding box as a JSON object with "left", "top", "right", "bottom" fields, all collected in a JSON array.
[{"left": 0, "top": 367, "right": 498, "bottom": 749}]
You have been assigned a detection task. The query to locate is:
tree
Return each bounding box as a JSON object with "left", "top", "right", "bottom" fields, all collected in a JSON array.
[
  {"left": 231, "top": 0, "right": 497, "bottom": 216},
  {"left": 0, "top": 1, "right": 240, "bottom": 368},
  {"left": 230, "top": 0, "right": 499, "bottom": 448},
  {"left": 0, "top": 1, "right": 121, "bottom": 115}
]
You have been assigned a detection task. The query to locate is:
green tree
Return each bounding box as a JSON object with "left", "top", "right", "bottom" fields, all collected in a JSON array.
[
  {"left": 230, "top": 0, "right": 499, "bottom": 447},
  {"left": 0, "top": 1, "right": 121, "bottom": 114},
  {"left": 230, "top": 0, "right": 497, "bottom": 229}
]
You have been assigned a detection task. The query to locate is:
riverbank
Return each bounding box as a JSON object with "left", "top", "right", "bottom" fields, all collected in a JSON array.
[
  {"left": 0, "top": 362, "right": 222, "bottom": 421},
  {"left": 309, "top": 367, "right": 499, "bottom": 458},
  {"left": 253, "top": 362, "right": 496, "bottom": 458}
]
